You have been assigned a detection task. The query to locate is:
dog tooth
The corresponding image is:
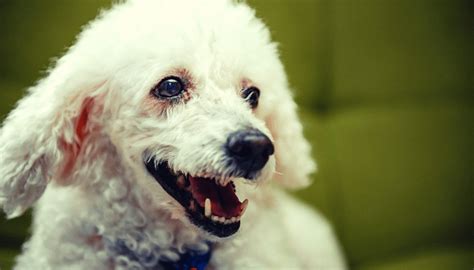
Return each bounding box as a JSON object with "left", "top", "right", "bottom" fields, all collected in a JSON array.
[
  {"left": 230, "top": 217, "right": 236, "bottom": 223},
  {"left": 204, "top": 198, "right": 212, "bottom": 217},
  {"left": 240, "top": 199, "right": 249, "bottom": 216},
  {"left": 211, "top": 215, "right": 219, "bottom": 222},
  {"left": 189, "top": 200, "right": 196, "bottom": 211},
  {"left": 219, "top": 217, "right": 226, "bottom": 223},
  {"left": 177, "top": 175, "right": 185, "bottom": 186}
]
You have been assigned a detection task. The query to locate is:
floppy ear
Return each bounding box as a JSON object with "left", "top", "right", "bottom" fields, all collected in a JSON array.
[
  {"left": 266, "top": 88, "right": 316, "bottom": 189},
  {"left": 0, "top": 67, "right": 105, "bottom": 218}
]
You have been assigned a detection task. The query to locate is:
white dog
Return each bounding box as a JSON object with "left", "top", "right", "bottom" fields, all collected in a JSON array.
[{"left": 0, "top": 0, "right": 346, "bottom": 269}]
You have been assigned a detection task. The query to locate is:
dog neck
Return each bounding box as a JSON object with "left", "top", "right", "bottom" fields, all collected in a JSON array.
[{"left": 108, "top": 236, "right": 213, "bottom": 270}]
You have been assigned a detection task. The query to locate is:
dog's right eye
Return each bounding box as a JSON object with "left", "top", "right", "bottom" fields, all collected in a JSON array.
[{"left": 152, "top": 76, "right": 185, "bottom": 98}]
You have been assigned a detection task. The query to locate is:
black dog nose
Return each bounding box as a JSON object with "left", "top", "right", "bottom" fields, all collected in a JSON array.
[{"left": 226, "top": 129, "right": 274, "bottom": 175}]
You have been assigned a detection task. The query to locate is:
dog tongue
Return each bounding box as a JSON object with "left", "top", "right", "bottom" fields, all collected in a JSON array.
[{"left": 189, "top": 176, "right": 242, "bottom": 218}]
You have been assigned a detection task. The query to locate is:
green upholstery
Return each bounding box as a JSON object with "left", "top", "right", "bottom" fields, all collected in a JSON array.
[{"left": 0, "top": 1, "right": 472, "bottom": 269}]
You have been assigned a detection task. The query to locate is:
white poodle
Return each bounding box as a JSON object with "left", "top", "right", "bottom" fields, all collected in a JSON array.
[{"left": 0, "top": 0, "right": 346, "bottom": 269}]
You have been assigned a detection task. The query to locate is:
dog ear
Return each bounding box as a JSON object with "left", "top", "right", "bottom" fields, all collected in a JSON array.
[
  {"left": 266, "top": 87, "right": 316, "bottom": 189},
  {"left": 0, "top": 67, "right": 105, "bottom": 218}
]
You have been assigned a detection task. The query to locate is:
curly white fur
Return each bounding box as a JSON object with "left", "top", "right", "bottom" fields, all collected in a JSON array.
[{"left": 0, "top": 0, "right": 346, "bottom": 269}]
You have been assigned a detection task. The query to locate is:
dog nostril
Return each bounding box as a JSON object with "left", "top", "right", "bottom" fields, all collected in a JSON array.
[
  {"left": 226, "top": 129, "right": 274, "bottom": 173},
  {"left": 227, "top": 139, "right": 244, "bottom": 157},
  {"left": 263, "top": 141, "right": 275, "bottom": 156}
]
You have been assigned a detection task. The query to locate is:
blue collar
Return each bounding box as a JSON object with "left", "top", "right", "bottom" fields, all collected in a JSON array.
[
  {"left": 159, "top": 248, "right": 211, "bottom": 270},
  {"left": 111, "top": 239, "right": 212, "bottom": 270}
]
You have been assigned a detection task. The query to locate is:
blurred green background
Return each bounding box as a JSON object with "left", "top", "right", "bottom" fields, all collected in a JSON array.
[{"left": 0, "top": 0, "right": 473, "bottom": 269}]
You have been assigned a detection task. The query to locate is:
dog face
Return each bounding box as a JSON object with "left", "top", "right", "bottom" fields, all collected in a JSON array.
[
  {"left": 0, "top": 0, "right": 315, "bottom": 238},
  {"left": 122, "top": 71, "right": 276, "bottom": 237}
]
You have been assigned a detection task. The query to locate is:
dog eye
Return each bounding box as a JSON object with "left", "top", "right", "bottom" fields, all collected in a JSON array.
[
  {"left": 152, "top": 76, "right": 185, "bottom": 98},
  {"left": 241, "top": 87, "right": 260, "bottom": 109}
]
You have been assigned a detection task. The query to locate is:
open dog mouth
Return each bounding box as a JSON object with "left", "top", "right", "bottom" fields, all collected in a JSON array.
[{"left": 144, "top": 158, "right": 247, "bottom": 237}]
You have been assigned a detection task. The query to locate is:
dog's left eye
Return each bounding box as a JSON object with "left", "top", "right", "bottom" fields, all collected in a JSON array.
[
  {"left": 241, "top": 87, "right": 260, "bottom": 109},
  {"left": 152, "top": 76, "right": 185, "bottom": 98}
]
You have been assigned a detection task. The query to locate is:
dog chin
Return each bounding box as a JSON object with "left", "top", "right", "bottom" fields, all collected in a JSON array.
[{"left": 144, "top": 158, "right": 250, "bottom": 238}]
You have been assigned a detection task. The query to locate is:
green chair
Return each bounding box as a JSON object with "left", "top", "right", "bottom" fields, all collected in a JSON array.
[{"left": 0, "top": 0, "right": 472, "bottom": 269}]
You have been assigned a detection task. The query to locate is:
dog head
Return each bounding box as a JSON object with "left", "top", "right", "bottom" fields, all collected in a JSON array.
[{"left": 0, "top": 0, "right": 315, "bottom": 238}]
